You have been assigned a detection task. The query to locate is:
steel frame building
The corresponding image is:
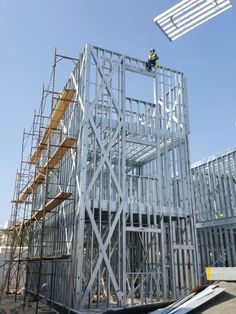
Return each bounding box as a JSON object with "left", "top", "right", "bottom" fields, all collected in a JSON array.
[
  {"left": 2, "top": 44, "right": 197, "bottom": 312},
  {"left": 192, "top": 147, "right": 236, "bottom": 281}
]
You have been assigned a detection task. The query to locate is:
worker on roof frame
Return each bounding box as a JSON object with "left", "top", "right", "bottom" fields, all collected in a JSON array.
[{"left": 145, "top": 48, "right": 159, "bottom": 72}]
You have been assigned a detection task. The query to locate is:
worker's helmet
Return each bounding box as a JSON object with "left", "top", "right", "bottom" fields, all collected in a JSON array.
[{"left": 150, "top": 48, "right": 155, "bottom": 53}]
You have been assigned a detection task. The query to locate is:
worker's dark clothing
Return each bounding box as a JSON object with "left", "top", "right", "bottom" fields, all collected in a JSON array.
[{"left": 146, "top": 51, "right": 159, "bottom": 70}]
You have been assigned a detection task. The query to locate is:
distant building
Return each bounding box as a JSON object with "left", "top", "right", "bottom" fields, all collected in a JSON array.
[{"left": 192, "top": 147, "right": 236, "bottom": 280}]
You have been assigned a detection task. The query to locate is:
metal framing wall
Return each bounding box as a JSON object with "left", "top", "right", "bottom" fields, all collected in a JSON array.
[
  {"left": 2, "top": 44, "right": 197, "bottom": 311},
  {"left": 192, "top": 147, "right": 236, "bottom": 281}
]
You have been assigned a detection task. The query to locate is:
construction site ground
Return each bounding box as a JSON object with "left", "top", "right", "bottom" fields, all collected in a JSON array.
[
  {"left": 0, "top": 294, "right": 59, "bottom": 314},
  {"left": 0, "top": 281, "right": 236, "bottom": 313}
]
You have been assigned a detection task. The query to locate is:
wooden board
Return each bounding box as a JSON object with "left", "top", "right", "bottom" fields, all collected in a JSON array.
[
  {"left": 19, "top": 173, "right": 44, "bottom": 203},
  {"left": 24, "top": 191, "right": 71, "bottom": 226},
  {"left": 40, "top": 137, "right": 76, "bottom": 171},
  {"left": 19, "top": 137, "right": 75, "bottom": 203},
  {"left": 21, "top": 254, "right": 71, "bottom": 261},
  {"left": 29, "top": 89, "right": 75, "bottom": 164}
]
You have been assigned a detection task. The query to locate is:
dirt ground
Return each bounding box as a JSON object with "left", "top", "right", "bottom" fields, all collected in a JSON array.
[{"left": 0, "top": 294, "right": 58, "bottom": 314}]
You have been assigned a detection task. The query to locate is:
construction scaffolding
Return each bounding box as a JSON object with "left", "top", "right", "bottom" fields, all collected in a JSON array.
[
  {"left": 0, "top": 119, "right": 40, "bottom": 298},
  {"left": 192, "top": 147, "right": 236, "bottom": 281},
  {"left": 1, "top": 44, "right": 197, "bottom": 312}
]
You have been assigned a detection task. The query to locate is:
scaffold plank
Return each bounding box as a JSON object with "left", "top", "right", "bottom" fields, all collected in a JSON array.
[
  {"left": 18, "top": 173, "right": 45, "bottom": 203},
  {"left": 43, "top": 137, "right": 76, "bottom": 170},
  {"left": 19, "top": 137, "right": 76, "bottom": 202},
  {"left": 19, "top": 254, "right": 71, "bottom": 261},
  {"left": 25, "top": 191, "right": 71, "bottom": 225},
  {"left": 29, "top": 89, "right": 75, "bottom": 164}
]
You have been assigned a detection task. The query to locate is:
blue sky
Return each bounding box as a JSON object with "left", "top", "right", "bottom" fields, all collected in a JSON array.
[{"left": 0, "top": 0, "right": 235, "bottom": 227}]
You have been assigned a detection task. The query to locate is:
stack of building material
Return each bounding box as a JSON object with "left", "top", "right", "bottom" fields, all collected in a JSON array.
[
  {"left": 104, "top": 282, "right": 236, "bottom": 314},
  {"left": 194, "top": 281, "right": 236, "bottom": 314},
  {"left": 206, "top": 267, "right": 236, "bottom": 281},
  {"left": 150, "top": 283, "right": 225, "bottom": 313}
]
